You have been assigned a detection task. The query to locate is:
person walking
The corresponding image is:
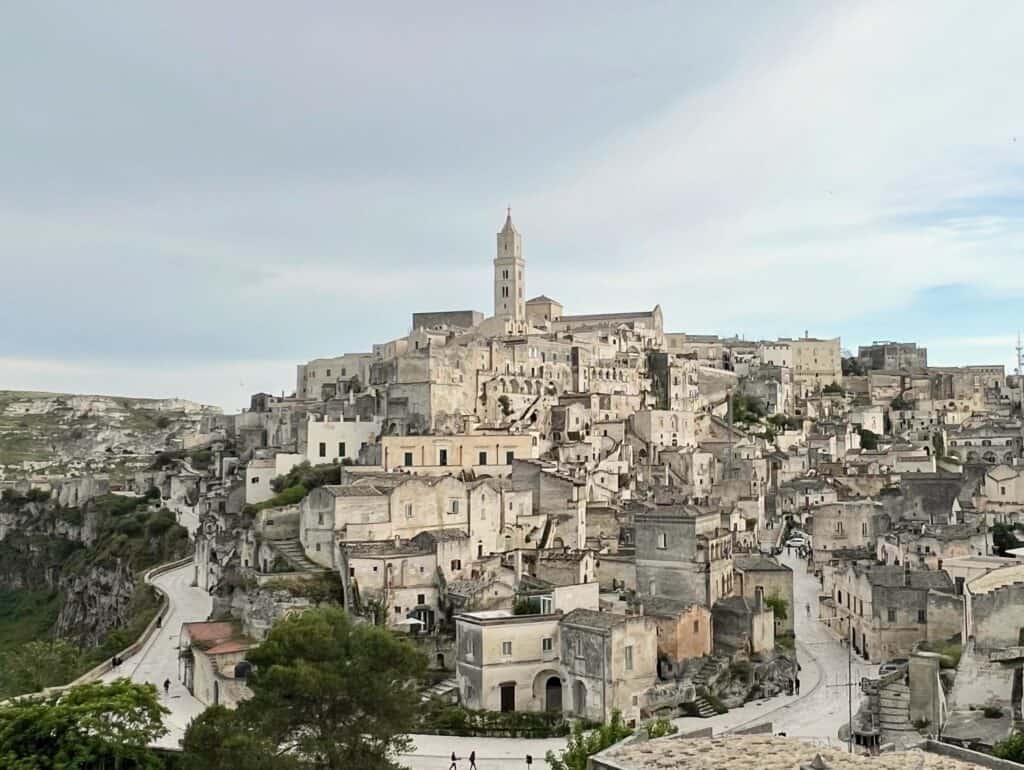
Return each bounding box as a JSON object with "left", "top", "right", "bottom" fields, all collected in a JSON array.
[
  {"left": 806, "top": 602, "right": 811, "bottom": 617},
  {"left": 163, "top": 678, "right": 171, "bottom": 697},
  {"left": 469, "top": 750, "right": 477, "bottom": 769},
  {"left": 795, "top": 677, "right": 801, "bottom": 695},
  {"left": 448, "top": 750, "right": 459, "bottom": 770}
]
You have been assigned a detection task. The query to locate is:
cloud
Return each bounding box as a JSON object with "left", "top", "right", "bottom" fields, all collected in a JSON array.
[{"left": 1, "top": 1, "right": 1023, "bottom": 403}]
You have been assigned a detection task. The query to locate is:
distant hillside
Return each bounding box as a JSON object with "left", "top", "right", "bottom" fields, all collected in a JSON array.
[{"left": 0, "top": 390, "right": 221, "bottom": 479}]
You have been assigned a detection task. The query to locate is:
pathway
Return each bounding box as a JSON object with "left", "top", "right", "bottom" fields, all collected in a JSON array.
[{"left": 101, "top": 562, "right": 212, "bottom": 749}]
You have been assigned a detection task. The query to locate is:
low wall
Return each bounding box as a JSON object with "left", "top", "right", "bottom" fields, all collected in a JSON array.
[{"left": 11, "top": 556, "right": 195, "bottom": 701}]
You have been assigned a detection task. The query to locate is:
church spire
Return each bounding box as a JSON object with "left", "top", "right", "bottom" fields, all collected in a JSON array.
[{"left": 501, "top": 206, "right": 518, "bottom": 235}]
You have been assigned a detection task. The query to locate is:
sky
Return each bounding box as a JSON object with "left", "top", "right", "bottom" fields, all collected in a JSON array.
[{"left": 2, "top": 2, "right": 1023, "bottom": 412}]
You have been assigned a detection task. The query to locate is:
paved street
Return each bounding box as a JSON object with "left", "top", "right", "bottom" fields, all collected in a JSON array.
[
  {"left": 101, "top": 562, "right": 212, "bottom": 749},
  {"left": 121, "top": 550, "right": 873, "bottom": 763}
]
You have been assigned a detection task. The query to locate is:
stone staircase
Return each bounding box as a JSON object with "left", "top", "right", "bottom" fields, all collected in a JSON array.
[
  {"left": 691, "top": 694, "right": 718, "bottom": 718},
  {"left": 421, "top": 677, "right": 459, "bottom": 703},
  {"left": 270, "top": 539, "right": 328, "bottom": 573},
  {"left": 693, "top": 658, "right": 720, "bottom": 688},
  {"left": 878, "top": 681, "right": 915, "bottom": 734}
]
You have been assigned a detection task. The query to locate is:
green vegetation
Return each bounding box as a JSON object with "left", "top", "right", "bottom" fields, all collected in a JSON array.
[
  {"left": 270, "top": 461, "right": 342, "bottom": 494},
  {"left": 245, "top": 483, "right": 309, "bottom": 515},
  {"left": 983, "top": 705, "right": 1004, "bottom": 718},
  {"left": 857, "top": 428, "right": 880, "bottom": 450},
  {"left": 767, "top": 414, "right": 802, "bottom": 431},
  {"left": 546, "top": 710, "right": 633, "bottom": 770},
  {"left": 822, "top": 382, "right": 845, "bottom": 395},
  {"left": 731, "top": 392, "right": 766, "bottom": 424},
  {"left": 992, "top": 523, "right": 1024, "bottom": 557},
  {"left": 643, "top": 717, "right": 678, "bottom": 739},
  {"left": 764, "top": 593, "right": 789, "bottom": 622},
  {"left": 890, "top": 394, "right": 911, "bottom": 410},
  {"left": 180, "top": 706, "right": 296, "bottom": 770},
  {"left": 512, "top": 597, "right": 541, "bottom": 615},
  {"left": 180, "top": 606, "right": 426, "bottom": 770},
  {"left": 0, "top": 639, "right": 81, "bottom": 697},
  {"left": 842, "top": 357, "right": 866, "bottom": 377},
  {"left": 917, "top": 640, "right": 962, "bottom": 669},
  {"left": 995, "top": 731, "right": 1024, "bottom": 763},
  {"left": 259, "top": 573, "right": 344, "bottom": 604},
  {"left": 417, "top": 702, "right": 572, "bottom": 738},
  {"left": 0, "top": 680, "right": 168, "bottom": 769}
]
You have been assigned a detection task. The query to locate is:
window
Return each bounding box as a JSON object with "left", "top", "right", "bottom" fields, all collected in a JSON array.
[
  {"left": 576, "top": 638, "right": 585, "bottom": 658},
  {"left": 917, "top": 609, "right": 926, "bottom": 624},
  {"left": 693, "top": 620, "right": 700, "bottom": 633},
  {"left": 506, "top": 451, "right": 515, "bottom": 464},
  {"left": 862, "top": 522, "right": 868, "bottom": 536},
  {"left": 539, "top": 596, "right": 552, "bottom": 614},
  {"left": 338, "top": 442, "right": 346, "bottom": 457},
  {"left": 372, "top": 565, "right": 378, "bottom": 572},
  {"left": 404, "top": 451, "right": 414, "bottom": 466},
  {"left": 837, "top": 590, "right": 843, "bottom": 604},
  {"left": 657, "top": 532, "right": 667, "bottom": 549},
  {"left": 326, "top": 369, "right": 331, "bottom": 376},
  {"left": 624, "top": 645, "right": 633, "bottom": 671},
  {"left": 394, "top": 606, "right": 401, "bottom": 614},
  {"left": 479, "top": 451, "right": 488, "bottom": 465},
  {"left": 319, "top": 442, "right": 326, "bottom": 458},
  {"left": 439, "top": 449, "right": 448, "bottom": 466},
  {"left": 349, "top": 567, "right": 355, "bottom": 577},
  {"left": 450, "top": 559, "right": 462, "bottom": 571},
  {"left": 501, "top": 641, "right": 512, "bottom": 656},
  {"left": 417, "top": 593, "right": 426, "bottom": 605},
  {"left": 449, "top": 499, "right": 460, "bottom": 515},
  {"left": 405, "top": 503, "right": 413, "bottom": 518},
  {"left": 318, "top": 512, "right": 324, "bottom": 526},
  {"left": 887, "top": 608, "right": 897, "bottom": 623},
  {"left": 250, "top": 476, "right": 259, "bottom": 484},
  {"left": 315, "top": 542, "right": 321, "bottom": 552},
  {"left": 542, "top": 637, "right": 553, "bottom": 652}
]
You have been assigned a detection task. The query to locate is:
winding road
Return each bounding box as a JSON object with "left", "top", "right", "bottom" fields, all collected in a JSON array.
[{"left": 113, "top": 550, "right": 872, "bottom": 765}]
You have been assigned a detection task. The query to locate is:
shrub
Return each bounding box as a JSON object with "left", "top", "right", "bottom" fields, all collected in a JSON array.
[
  {"left": 995, "top": 731, "right": 1024, "bottom": 763},
  {"left": 513, "top": 598, "right": 541, "bottom": 615},
  {"left": 983, "top": 705, "right": 1004, "bottom": 719},
  {"left": 644, "top": 718, "right": 678, "bottom": 739}
]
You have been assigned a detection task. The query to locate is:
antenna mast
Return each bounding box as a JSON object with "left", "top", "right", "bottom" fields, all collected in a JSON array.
[{"left": 1016, "top": 332, "right": 1023, "bottom": 376}]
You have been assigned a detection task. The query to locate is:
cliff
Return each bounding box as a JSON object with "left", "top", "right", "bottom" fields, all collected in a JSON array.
[
  {"left": 0, "top": 389, "right": 222, "bottom": 479},
  {"left": 0, "top": 492, "right": 190, "bottom": 649}
]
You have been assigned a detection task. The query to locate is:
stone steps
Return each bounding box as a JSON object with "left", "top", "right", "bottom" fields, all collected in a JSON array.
[
  {"left": 422, "top": 677, "right": 459, "bottom": 703},
  {"left": 691, "top": 695, "right": 718, "bottom": 718},
  {"left": 271, "top": 538, "right": 328, "bottom": 573}
]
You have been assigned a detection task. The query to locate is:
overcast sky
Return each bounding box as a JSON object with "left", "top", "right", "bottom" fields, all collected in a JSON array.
[{"left": 2, "top": 2, "right": 1023, "bottom": 411}]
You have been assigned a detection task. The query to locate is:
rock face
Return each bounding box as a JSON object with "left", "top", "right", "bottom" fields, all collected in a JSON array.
[
  {"left": 213, "top": 585, "right": 312, "bottom": 641},
  {"left": 55, "top": 560, "right": 137, "bottom": 646},
  {"left": 0, "top": 389, "right": 222, "bottom": 478}
]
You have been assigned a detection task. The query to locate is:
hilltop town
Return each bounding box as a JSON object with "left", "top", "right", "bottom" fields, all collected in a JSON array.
[{"left": 3, "top": 212, "right": 1024, "bottom": 766}]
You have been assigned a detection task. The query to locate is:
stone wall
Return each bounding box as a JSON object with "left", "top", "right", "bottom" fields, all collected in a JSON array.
[{"left": 972, "top": 581, "right": 1024, "bottom": 651}]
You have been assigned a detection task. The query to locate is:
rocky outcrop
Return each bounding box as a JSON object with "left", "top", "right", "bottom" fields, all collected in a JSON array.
[{"left": 55, "top": 560, "right": 138, "bottom": 646}]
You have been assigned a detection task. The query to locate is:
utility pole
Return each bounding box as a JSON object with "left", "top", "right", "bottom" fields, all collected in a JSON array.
[{"left": 848, "top": 623, "right": 854, "bottom": 754}]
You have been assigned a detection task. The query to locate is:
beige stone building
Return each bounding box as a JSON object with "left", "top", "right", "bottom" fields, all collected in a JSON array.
[
  {"left": 179, "top": 621, "right": 253, "bottom": 709},
  {"left": 380, "top": 432, "right": 539, "bottom": 474}
]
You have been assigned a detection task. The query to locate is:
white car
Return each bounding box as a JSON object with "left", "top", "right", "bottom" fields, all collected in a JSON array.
[{"left": 785, "top": 537, "right": 808, "bottom": 548}]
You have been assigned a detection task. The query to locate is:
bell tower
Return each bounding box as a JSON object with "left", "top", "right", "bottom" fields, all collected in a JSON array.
[{"left": 493, "top": 208, "right": 525, "bottom": 322}]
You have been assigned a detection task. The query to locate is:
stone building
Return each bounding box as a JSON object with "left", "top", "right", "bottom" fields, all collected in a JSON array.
[
  {"left": 558, "top": 608, "right": 659, "bottom": 724},
  {"left": 857, "top": 341, "right": 928, "bottom": 372},
  {"left": 821, "top": 562, "right": 960, "bottom": 663},
  {"left": 733, "top": 554, "right": 794, "bottom": 636},
  {"left": 493, "top": 209, "right": 525, "bottom": 322},
  {"left": 635, "top": 597, "right": 713, "bottom": 664},
  {"left": 635, "top": 504, "right": 734, "bottom": 605},
  {"left": 711, "top": 589, "right": 776, "bottom": 656},
  {"left": 179, "top": 621, "right": 253, "bottom": 709}
]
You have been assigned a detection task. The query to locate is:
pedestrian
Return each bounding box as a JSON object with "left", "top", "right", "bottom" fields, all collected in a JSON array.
[
  {"left": 469, "top": 750, "right": 477, "bottom": 769},
  {"left": 156, "top": 615, "right": 162, "bottom": 629},
  {"left": 163, "top": 678, "right": 171, "bottom": 697},
  {"left": 795, "top": 677, "right": 801, "bottom": 694},
  {"left": 449, "top": 751, "right": 458, "bottom": 770},
  {"left": 806, "top": 602, "right": 811, "bottom": 617}
]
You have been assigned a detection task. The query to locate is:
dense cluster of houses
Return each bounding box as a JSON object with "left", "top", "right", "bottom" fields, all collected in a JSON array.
[{"left": 89, "top": 214, "right": 1024, "bottom": 735}]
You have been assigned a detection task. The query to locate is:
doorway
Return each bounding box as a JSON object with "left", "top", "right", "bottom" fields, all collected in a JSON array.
[
  {"left": 545, "top": 677, "right": 562, "bottom": 712},
  {"left": 500, "top": 683, "right": 516, "bottom": 712}
]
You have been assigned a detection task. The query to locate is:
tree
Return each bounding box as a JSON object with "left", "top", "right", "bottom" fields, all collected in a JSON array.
[
  {"left": 195, "top": 607, "right": 427, "bottom": 770},
  {"left": 992, "top": 523, "right": 1024, "bottom": 557},
  {"left": 890, "top": 394, "right": 910, "bottom": 411},
  {"left": 545, "top": 710, "right": 633, "bottom": 770},
  {"left": 857, "top": 428, "right": 880, "bottom": 451},
  {"left": 0, "top": 679, "right": 167, "bottom": 770},
  {"left": 0, "top": 640, "right": 82, "bottom": 697},
  {"left": 181, "top": 706, "right": 298, "bottom": 770},
  {"left": 764, "top": 593, "right": 789, "bottom": 623}
]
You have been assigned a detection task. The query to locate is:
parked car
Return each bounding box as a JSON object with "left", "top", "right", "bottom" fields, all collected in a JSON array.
[
  {"left": 878, "top": 658, "right": 909, "bottom": 676},
  {"left": 785, "top": 537, "right": 808, "bottom": 548}
]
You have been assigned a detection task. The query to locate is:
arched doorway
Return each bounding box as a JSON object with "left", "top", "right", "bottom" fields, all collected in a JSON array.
[
  {"left": 545, "top": 677, "right": 562, "bottom": 712},
  {"left": 573, "top": 681, "right": 587, "bottom": 716}
]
